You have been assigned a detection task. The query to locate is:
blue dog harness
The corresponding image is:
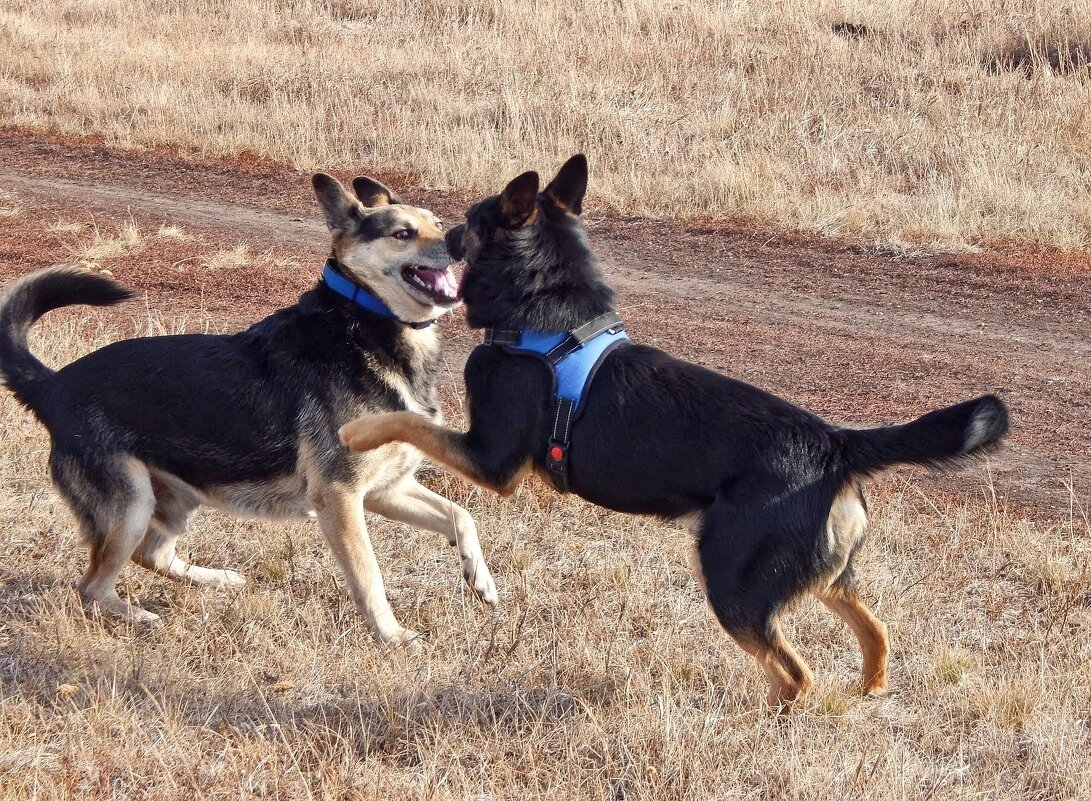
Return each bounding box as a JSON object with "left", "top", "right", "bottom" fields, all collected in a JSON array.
[
  {"left": 483, "top": 311, "right": 629, "bottom": 491},
  {"left": 322, "top": 259, "right": 440, "bottom": 329}
]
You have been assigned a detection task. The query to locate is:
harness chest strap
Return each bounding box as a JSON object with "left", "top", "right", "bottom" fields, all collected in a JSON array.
[{"left": 483, "top": 311, "right": 629, "bottom": 492}]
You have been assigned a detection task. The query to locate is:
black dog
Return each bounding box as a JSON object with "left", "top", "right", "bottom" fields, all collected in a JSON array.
[
  {"left": 0, "top": 173, "right": 496, "bottom": 640},
  {"left": 340, "top": 155, "right": 1009, "bottom": 705}
]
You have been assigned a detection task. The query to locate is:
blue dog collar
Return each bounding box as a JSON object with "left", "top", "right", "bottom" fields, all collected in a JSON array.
[{"left": 322, "top": 259, "right": 439, "bottom": 330}]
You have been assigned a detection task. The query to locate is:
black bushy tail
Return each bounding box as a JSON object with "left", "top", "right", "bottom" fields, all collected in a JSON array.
[
  {"left": 842, "top": 395, "right": 1009, "bottom": 476},
  {"left": 0, "top": 267, "right": 133, "bottom": 409}
]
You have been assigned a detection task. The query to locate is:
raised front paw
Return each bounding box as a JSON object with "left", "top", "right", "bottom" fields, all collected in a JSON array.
[{"left": 339, "top": 414, "right": 397, "bottom": 452}]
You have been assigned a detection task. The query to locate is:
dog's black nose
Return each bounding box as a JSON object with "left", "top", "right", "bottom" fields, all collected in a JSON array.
[{"left": 445, "top": 225, "right": 466, "bottom": 260}]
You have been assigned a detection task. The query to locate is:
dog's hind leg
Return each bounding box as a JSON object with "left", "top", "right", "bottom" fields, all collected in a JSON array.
[
  {"left": 53, "top": 454, "right": 159, "bottom": 625},
  {"left": 132, "top": 473, "right": 246, "bottom": 589},
  {"left": 817, "top": 578, "right": 889, "bottom": 695},
  {"left": 813, "top": 485, "right": 889, "bottom": 695},
  {"left": 365, "top": 478, "right": 498, "bottom": 607},
  {"left": 726, "top": 620, "right": 814, "bottom": 709},
  {"left": 696, "top": 485, "right": 818, "bottom": 709}
]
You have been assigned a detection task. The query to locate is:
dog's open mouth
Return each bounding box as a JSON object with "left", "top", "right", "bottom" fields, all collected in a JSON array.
[{"left": 401, "top": 265, "right": 460, "bottom": 306}]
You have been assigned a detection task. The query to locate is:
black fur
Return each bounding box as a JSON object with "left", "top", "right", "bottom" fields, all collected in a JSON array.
[
  {"left": 3, "top": 268, "right": 438, "bottom": 485},
  {"left": 0, "top": 268, "right": 133, "bottom": 407},
  {"left": 436, "top": 155, "right": 1010, "bottom": 694},
  {"left": 0, "top": 266, "right": 439, "bottom": 530},
  {"left": 450, "top": 169, "right": 614, "bottom": 331}
]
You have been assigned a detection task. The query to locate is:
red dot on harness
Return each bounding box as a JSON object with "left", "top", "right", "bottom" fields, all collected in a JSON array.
[{"left": 549, "top": 446, "right": 565, "bottom": 461}]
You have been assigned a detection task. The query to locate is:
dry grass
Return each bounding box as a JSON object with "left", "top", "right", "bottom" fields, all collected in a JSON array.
[
  {"left": 2, "top": 1, "right": 1091, "bottom": 248},
  {"left": 0, "top": 191, "right": 21, "bottom": 219},
  {"left": 1, "top": 305, "right": 1089, "bottom": 800},
  {"left": 198, "top": 243, "right": 295, "bottom": 272},
  {"left": 156, "top": 224, "right": 189, "bottom": 241},
  {"left": 61, "top": 220, "right": 143, "bottom": 272},
  {"left": 46, "top": 219, "right": 90, "bottom": 235}
]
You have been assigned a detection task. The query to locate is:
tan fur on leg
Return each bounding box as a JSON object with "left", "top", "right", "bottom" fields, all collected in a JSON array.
[
  {"left": 133, "top": 524, "right": 246, "bottom": 589},
  {"left": 340, "top": 412, "right": 527, "bottom": 495},
  {"left": 732, "top": 624, "right": 815, "bottom": 711},
  {"left": 819, "top": 584, "right": 890, "bottom": 695},
  {"left": 78, "top": 459, "right": 160, "bottom": 625},
  {"left": 311, "top": 481, "right": 418, "bottom": 646},
  {"left": 366, "top": 478, "right": 498, "bottom": 606}
]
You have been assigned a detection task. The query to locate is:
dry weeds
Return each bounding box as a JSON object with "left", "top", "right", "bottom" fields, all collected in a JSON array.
[
  {"left": 156, "top": 224, "right": 189, "bottom": 242},
  {"left": 0, "top": 299, "right": 1088, "bottom": 799},
  {"left": 2, "top": 1, "right": 1091, "bottom": 248},
  {"left": 0, "top": 191, "right": 20, "bottom": 219},
  {"left": 61, "top": 221, "right": 143, "bottom": 273},
  {"left": 199, "top": 243, "right": 295, "bottom": 272},
  {"left": 46, "top": 219, "right": 89, "bottom": 235}
]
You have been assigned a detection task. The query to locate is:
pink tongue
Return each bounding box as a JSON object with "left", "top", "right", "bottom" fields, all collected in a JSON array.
[{"left": 418, "top": 267, "right": 458, "bottom": 299}]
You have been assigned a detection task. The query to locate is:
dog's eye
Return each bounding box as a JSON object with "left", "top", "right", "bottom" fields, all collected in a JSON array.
[
  {"left": 392, "top": 229, "right": 414, "bottom": 240},
  {"left": 434, "top": 220, "right": 444, "bottom": 231}
]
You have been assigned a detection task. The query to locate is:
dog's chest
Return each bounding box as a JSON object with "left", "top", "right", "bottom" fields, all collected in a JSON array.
[
  {"left": 361, "top": 328, "right": 440, "bottom": 419},
  {"left": 376, "top": 364, "right": 435, "bottom": 418}
]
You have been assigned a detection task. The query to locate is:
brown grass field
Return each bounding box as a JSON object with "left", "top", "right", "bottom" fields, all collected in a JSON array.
[
  {"left": 2, "top": 0, "right": 1091, "bottom": 248},
  {"left": 0, "top": 195, "right": 1086, "bottom": 800},
  {"left": 0, "top": 309, "right": 1087, "bottom": 800},
  {"left": 1, "top": 0, "right": 1091, "bottom": 798}
]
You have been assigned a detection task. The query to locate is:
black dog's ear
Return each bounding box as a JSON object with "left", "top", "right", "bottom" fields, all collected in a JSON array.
[
  {"left": 544, "top": 154, "right": 588, "bottom": 215},
  {"left": 352, "top": 176, "right": 402, "bottom": 207},
  {"left": 312, "top": 173, "right": 361, "bottom": 233},
  {"left": 499, "top": 171, "right": 540, "bottom": 226}
]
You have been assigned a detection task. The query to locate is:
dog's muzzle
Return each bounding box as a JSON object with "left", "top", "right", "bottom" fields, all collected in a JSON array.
[{"left": 445, "top": 225, "right": 466, "bottom": 260}]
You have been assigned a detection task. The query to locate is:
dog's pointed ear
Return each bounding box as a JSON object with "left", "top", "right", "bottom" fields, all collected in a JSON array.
[
  {"left": 499, "top": 171, "right": 540, "bottom": 226},
  {"left": 544, "top": 154, "right": 588, "bottom": 215},
  {"left": 352, "top": 176, "right": 402, "bottom": 208},
  {"left": 312, "top": 173, "right": 361, "bottom": 233}
]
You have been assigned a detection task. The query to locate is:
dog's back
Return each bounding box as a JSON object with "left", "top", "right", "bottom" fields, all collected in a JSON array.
[{"left": 1, "top": 268, "right": 438, "bottom": 491}]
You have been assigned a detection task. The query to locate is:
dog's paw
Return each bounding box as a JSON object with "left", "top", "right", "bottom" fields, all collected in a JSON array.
[
  {"left": 858, "top": 678, "right": 890, "bottom": 697},
  {"left": 380, "top": 626, "right": 425, "bottom": 651},
  {"left": 463, "top": 557, "right": 498, "bottom": 607},
  {"left": 339, "top": 415, "right": 393, "bottom": 452},
  {"left": 209, "top": 569, "right": 247, "bottom": 590},
  {"left": 182, "top": 564, "right": 247, "bottom": 589},
  {"left": 88, "top": 597, "right": 162, "bottom": 628}
]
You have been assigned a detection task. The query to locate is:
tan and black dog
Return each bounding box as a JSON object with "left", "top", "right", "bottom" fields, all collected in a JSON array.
[
  {"left": 340, "top": 155, "right": 1009, "bottom": 706},
  {"left": 0, "top": 173, "right": 496, "bottom": 643}
]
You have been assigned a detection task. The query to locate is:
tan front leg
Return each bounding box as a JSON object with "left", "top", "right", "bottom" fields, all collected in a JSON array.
[
  {"left": 365, "top": 478, "right": 498, "bottom": 606},
  {"left": 340, "top": 412, "right": 525, "bottom": 495},
  {"left": 311, "top": 483, "right": 418, "bottom": 646}
]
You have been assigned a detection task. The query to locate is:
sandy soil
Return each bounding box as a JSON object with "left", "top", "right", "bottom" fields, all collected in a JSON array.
[{"left": 0, "top": 129, "right": 1087, "bottom": 516}]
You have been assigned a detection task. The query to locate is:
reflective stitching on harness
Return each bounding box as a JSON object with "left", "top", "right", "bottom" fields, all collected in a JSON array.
[{"left": 561, "top": 400, "right": 573, "bottom": 442}]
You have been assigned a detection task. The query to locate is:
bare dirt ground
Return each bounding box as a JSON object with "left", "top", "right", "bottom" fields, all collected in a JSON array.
[{"left": 0, "top": 128, "right": 1088, "bottom": 517}]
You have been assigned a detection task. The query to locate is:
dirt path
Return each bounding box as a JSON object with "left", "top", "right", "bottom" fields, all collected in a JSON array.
[{"left": 1, "top": 131, "right": 1087, "bottom": 515}]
